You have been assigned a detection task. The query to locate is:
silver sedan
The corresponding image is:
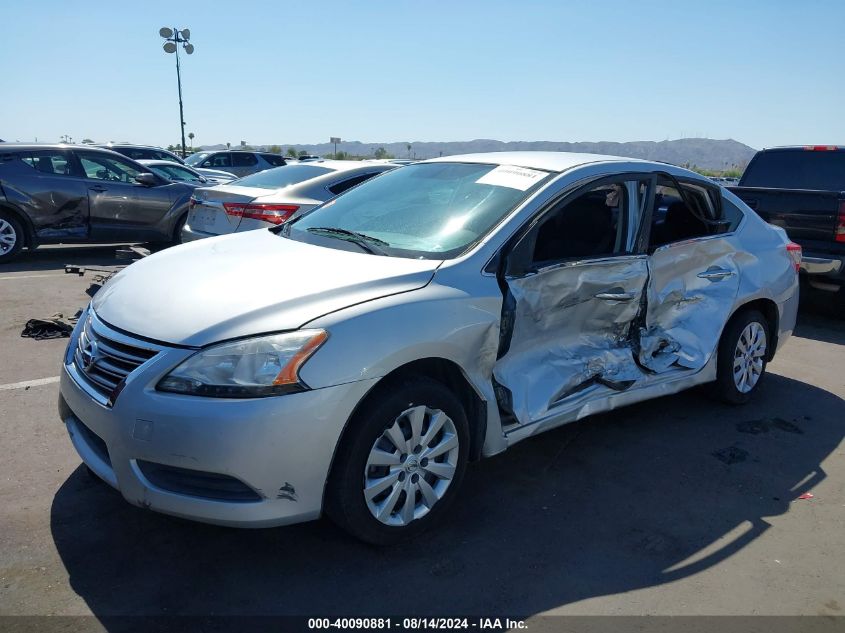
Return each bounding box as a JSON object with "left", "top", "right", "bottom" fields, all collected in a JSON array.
[
  {"left": 59, "top": 152, "right": 800, "bottom": 544},
  {"left": 182, "top": 160, "right": 397, "bottom": 241}
]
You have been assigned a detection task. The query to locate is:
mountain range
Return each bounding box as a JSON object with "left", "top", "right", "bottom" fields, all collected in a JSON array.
[{"left": 199, "top": 137, "right": 757, "bottom": 171}]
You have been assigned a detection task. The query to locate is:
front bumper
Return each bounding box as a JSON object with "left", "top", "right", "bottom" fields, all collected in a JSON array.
[{"left": 59, "top": 317, "right": 378, "bottom": 528}]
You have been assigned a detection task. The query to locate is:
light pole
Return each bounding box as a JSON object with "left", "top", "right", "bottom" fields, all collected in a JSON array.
[{"left": 159, "top": 27, "right": 194, "bottom": 158}]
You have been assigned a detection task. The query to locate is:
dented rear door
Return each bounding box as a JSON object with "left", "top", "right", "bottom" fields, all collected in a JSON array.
[{"left": 639, "top": 237, "right": 740, "bottom": 371}]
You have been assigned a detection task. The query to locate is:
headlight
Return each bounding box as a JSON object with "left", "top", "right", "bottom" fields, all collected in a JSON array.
[{"left": 157, "top": 329, "right": 328, "bottom": 398}]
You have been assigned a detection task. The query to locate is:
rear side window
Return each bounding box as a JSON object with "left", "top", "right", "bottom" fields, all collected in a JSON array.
[
  {"left": 206, "top": 153, "right": 232, "bottom": 168},
  {"left": 232, "top": 153, "right": 258, "bottom": 167},
  {"left": 234, "top": 164, "right": 334, "bottom": 189},
  {"left": 741, "top": 150, "right": 845, "bottom": 190},
  {"left": 328, "top": 173, "right": 378, "bottom": 195},
  {"left": 20, "top": 151, "right": 76, "bottom": 176},
  {"left": 261, "top": 154, "right": 286, "bottom": 167},
  {"left": 721, "top": 198, "right": 745, "bottom": 232},
  {"left": 648, "top": 177, "right": 724, "bottom": 249}
]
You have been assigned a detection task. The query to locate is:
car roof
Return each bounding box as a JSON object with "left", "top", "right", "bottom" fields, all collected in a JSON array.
[
  {"left": 422, "top": 151, "right": 649, "bottom": 173},
  {"left": 283, "top": 159, "right": 392, "bottom": 173},
  {"left": 137, "top": 159, "right": 191, "bottom": 167}
]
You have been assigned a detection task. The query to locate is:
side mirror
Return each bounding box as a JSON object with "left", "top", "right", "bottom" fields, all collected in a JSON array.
[{"left": 135, "top": 172, "right": 158, "bottom": 187}]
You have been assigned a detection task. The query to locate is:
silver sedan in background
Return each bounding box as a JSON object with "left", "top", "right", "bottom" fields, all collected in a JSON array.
[
  {"left": 137, "top": 160, "right": 237, "bottom": 187},
  {"left": 59, "top": 152, "right": 799, "bottom": 544},
  {"left": 182, "top": 160, "right": 397, "bottom": 241}
]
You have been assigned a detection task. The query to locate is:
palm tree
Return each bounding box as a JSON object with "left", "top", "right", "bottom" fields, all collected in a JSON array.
[
  {"left": 406, "top": 143, "right": 412, "bottom": 158},
  {"left": 188, "top": 132, "right": 195, "bottom": 150}
]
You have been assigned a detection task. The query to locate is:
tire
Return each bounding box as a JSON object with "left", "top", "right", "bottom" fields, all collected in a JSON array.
[
  {"left": 171, "top": 213, "right": 188, "bottom": 245},
  {"left": 713, "top": 309, "right": 769, "bottom": 405},
  {"left": 0, "top": 211, "right": 25, "bottom": 264},
  {"left": 326, "top": 376, "right": 470, "bottom": 545}
]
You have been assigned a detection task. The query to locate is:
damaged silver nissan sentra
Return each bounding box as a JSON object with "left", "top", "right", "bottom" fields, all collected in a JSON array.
[{"left": 59, "top": 152, "right": 801, "bottom": 544}]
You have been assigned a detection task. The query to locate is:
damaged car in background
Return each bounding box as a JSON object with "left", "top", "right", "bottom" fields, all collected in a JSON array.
[
  {"left": 58, "top": 152, "right": 800, "bottom": 544},
  {"left": 0, "top": 145, "right": 198, "bottom": 262}
]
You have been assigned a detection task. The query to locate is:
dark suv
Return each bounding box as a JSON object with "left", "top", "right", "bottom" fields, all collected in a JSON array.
[
  {"left": 0, "top": 145, "right": 199, "bottom": 263},
  {"left": 185, "top": 150, "right": 287, "bottom": 177}
]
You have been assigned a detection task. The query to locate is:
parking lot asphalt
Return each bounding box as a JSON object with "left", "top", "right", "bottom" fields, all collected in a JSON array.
[{"left": 1, "top": 245, "right": 844, "bottom": 624}]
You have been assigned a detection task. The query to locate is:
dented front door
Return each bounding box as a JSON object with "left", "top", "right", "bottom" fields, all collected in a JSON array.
[
  {"left": 639, "top": 237, "right": 740, "bottom": 372},
  {"left": 493, "top": 256, "right": 649, "bottom": 425}
]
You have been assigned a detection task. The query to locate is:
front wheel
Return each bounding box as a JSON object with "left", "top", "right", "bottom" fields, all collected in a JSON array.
[
  {"left": 326, "top": 377, "right": 470, "bottom": 545},
  {"left": 713, "top": 309, "right": 769, "bottom": 405}
]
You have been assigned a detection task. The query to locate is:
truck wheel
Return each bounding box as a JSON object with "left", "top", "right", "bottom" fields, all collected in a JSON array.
[
  {"left": 0, "top": 211, "right": 25, "bottom": 264},
  {"left": 326, "top": 376, "right": 470, "bottom": 545},
  {"left": 714, "top": 309, "right": 769, "bottom": 405}
]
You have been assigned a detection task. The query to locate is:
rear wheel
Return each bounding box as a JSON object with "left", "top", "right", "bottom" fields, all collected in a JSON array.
[
  {"left": 0, "top": 211, "right": 25, "bottom": 264},
  {"left": 171, "top": 213, "right": 188, "bottom": 245},
  {"left": 326, "top": 377, "right": 470, "bottom": 545},
  {"left": 714, "top": 309, "right": 769, "bottom": 404}
]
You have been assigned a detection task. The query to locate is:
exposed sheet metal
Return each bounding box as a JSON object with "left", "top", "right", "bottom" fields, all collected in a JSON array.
[{"left": 494, "top": 257, "right": 649, "bottom": 424}]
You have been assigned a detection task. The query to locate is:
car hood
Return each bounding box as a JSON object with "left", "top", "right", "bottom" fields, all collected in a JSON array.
[{"left": 92, "top": 229, "right": 441, "bottom": 346}]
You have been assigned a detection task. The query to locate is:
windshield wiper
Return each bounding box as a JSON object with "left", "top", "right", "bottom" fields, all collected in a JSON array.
[{"left": 306, "top": 227, "right": 390, "bottom": 255}]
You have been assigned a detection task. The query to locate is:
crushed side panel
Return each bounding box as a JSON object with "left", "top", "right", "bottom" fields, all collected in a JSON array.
[
  {"left": 639, "top": 238, "right": 741, "bottom": 372},
  {"left": 493, "top": 257, "right": 649, "bottom": 424}
]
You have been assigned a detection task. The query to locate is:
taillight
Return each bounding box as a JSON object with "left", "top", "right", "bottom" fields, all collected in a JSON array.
[
  {"left": 836, "top": 201, "right": 845, "bottom": 243},
  {"left": 223, "top": 203, "right": 299, "bottom": 225},
  {"left": 803, "top": 145, "right": 840, "bottom": 151},
  {"left": 786, "top": 242, "right": 802, "bottom": 273}
]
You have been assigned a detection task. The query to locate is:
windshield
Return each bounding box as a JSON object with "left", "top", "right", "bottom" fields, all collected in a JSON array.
[
  {"left": 285, "top": 162, "right": 551, "bottom": 259},
  {"left": 185, "top": 152, "right": 210, "bottom": 166},
  {"left": 233, "top": 164, "right": 335, "bottom": 189},
  {"left": 149, "top": 163, "right": 204, "bottom": 183}
]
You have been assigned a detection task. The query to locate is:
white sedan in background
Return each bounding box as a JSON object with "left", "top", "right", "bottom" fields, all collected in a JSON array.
[{"left": 182, "top": 160, "right": 397, "bottom": 241}]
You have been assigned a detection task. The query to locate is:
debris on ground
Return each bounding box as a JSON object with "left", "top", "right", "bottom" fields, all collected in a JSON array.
[
  {"left": 797, "top": 492, "right": 815, "bottom": 500},
  {"left": 20, "top": 312, "right": 81, "bottom": 340}
]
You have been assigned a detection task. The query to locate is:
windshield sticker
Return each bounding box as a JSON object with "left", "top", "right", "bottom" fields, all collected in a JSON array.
[{"left": 475, "top": 165, "right": 546, "bottom": 191}]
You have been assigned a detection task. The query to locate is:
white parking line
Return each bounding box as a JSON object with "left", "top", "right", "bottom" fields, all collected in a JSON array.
[
  {"left": 0, "top": 376, "right": 60, "bottom": 391},
  {"left": 0, "top": 273, "right": 67, "bottom": 281}
]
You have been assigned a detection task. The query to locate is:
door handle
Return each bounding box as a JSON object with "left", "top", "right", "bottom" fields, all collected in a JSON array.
[
  {"left": 89, "top": 185, "right": 107, "bottom": 192},
  {"left": 595, "top": 290, "right": 637, "bottom": 301},
  {"left": 697, "top": 268, "right": 735, "bottom": 281}
]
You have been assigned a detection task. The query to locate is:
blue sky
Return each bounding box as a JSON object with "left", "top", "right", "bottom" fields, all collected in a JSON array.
[{"left": 3, "top": 0, "right": 844, "bottom": 149}]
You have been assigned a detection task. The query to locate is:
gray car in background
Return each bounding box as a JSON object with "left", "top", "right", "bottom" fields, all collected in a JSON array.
[
  {"left": 185, "top": 150, "right": 287, "bottom": 177},
  {"left": 59, "top": 152, "right": 800, "bottom": 544},
  {"left": 182, "top": 160, "right": 397, "bottom": 241},
  {"left": 0, "top": 144, "right": 197, "bottom": 261}
]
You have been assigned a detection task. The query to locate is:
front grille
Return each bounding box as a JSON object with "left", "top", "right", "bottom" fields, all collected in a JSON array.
[
  {"left": 137, "top": 461, "right": 262, "bottom": 502},
  {"left": 72, "top": 316, "right": 158, "bottom": 404}
]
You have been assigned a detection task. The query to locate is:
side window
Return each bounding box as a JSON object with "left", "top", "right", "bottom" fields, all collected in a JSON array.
[
  {"left": 328, "top": 173, "right": 377, "bottom": 195},
  {"left": 721, "top": 197, "right": 745, "bottom": 232},
  {"left": 77, "top": 152, "right": 143, "bottom": 183},
  {"left": 154, "top": 150, "right": 179, "bottom": 162},
  {"left": 647, "top": 177, "right": 723, "bottom": 250},
  {"left": 20, "top": 151, "right": 76, "bottom": 177},
  {"left": 529, "top": 180, "right": 633, "bottom": 267},
  {"left": 261, "top": 154, "right": 286, "bottom": 167},
  {"left": 232, "top": 153, "right": 258, "bottom": 167},
  {"left": 206, "top": 154, "right": 232, "bottom": 168}
]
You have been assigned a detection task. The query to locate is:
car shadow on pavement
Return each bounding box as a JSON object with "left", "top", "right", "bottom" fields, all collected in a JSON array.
[
  {"left": 1, "top": 244, "right": 148, "bottom": 274},
  {"left": 50, "top": 372, "right": 844, "bottom": 622}
]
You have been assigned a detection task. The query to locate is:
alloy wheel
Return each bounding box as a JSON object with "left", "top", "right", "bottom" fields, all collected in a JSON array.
[
  {"left": 0, "top": 219, "right": 17, "bottom": 255},
  {"left": 733, "top": 321, "right": 767, "bottom": 393},
  {"left": 363, "top": 405, "right": 460, "bottom": 527}
]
